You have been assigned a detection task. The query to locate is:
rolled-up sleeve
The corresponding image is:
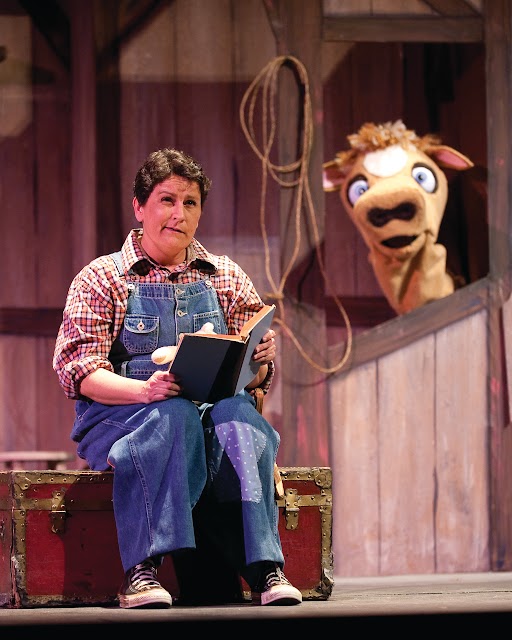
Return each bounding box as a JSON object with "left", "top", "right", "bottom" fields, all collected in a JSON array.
[{"left": 53, "top": 262, "right": 126, "bottom": 399}]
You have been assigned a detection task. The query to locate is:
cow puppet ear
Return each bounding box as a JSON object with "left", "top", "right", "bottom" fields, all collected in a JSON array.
[
  {"left": 428, "top": 145, "right": 474, "bottom": 171},
  {"left": 322, "top": 159, "right": 347, "bottom": 192}
]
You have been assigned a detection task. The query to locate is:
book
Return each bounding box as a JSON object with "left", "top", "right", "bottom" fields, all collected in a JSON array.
[{"left": 168, "top": 304, "right": 276, "bottom": 404}]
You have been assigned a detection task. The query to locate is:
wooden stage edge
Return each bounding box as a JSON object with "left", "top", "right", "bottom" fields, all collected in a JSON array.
[{"left": 2, "top": 572, "right": 512, "bottom": 631}]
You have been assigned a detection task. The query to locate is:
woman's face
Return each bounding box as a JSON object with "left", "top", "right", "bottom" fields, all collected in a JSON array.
[{"left": 133, "top": 175, "right": 202, "bottom": 267}]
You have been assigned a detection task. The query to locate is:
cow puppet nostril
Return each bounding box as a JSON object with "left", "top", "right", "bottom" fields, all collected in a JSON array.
[{"left": 367, "top": 202, "right": 416, "bottom": 227}]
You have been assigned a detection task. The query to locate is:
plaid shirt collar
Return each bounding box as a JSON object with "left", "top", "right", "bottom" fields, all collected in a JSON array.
[{"left": 119, "top": 229, "right": 218, "bottom": 274}]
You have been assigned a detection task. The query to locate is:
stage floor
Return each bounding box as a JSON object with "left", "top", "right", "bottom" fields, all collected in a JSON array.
[{"left": 2, "top": 572, "right": 512, "bottom": 632}]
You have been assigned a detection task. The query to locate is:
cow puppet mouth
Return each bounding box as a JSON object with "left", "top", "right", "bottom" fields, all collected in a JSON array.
[
  {"left": 381, "top": 235, "right": 419, "bottom": 249},
  {"left": 367, "top": 202, "right": 418, "bottom": 249}
]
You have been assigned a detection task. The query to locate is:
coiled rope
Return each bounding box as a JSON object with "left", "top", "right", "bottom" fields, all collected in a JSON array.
[{"left": 239, "top": 55, "right": 352, "bottom": 375}]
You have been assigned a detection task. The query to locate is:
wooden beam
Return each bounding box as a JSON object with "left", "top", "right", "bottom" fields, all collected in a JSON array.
[
  {"left": 0, "top": 308, "right": 62, "bottom": 337},
  {"left": 329, "top": 278, "right": 489, "bottom": 371},
  {"left": 483, "top": 0, "right": 512, "bottom": 573},
  {"left": 325, "top": 296, "right": 395, "bottom": 328},
  {"left": 421, "top": 0, "right": 481, "bottom": 16},
  {"left": 71, "top": 1, "right": 97, "bottom": 273},
  {"left": 18, "top": 0, "right": 70, "bottom": 69},
  {"left": 275, "top": 0, "right": 330, "bottom": 466},
  {"left": 323, "top": 16, "right": 483, "bottom": 43}
]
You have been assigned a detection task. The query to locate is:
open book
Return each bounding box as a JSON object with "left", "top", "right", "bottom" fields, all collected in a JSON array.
[{"left": 168, "top": 304, "right": 276, "bottom": 404}]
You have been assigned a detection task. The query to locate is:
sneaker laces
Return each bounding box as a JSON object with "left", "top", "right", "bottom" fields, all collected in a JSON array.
[
  {"left": 264, "top": 565, "right": 290, "bottom": 589},
  {"left": 130, "top": 560, "right": 161, "bottom": 589}
]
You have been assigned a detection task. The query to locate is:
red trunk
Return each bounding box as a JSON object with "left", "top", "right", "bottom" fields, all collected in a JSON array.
[{"left": 0, "top": 468, "right": 332, "bottom": 608}]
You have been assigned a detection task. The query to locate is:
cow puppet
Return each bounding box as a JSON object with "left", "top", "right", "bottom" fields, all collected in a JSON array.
[{"left": 322, "top": 120, "right": 474, "bottom": 315}]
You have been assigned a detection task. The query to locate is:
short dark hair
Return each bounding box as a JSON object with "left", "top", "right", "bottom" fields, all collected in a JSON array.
[{"left": 133, "top": 148, "right": 212, "bottom": 206}]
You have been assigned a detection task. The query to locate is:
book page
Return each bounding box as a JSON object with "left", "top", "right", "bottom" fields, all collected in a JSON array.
[
  {"left": 239, "top": 304, "right": 275, "bottom": 338},
  {"left": 234, "top": 304, "right": 276, "bottom": 394}
]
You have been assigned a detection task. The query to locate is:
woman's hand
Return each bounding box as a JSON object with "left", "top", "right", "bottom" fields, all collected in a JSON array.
[
  {"left": 252, "top": 329, "right": 277, "bottom": 365},
  {"left": 140, "top": 370, "right": 182, "bottom": 403},
  {"left": 245, "top": 329, "right": 276, "bottom": 390},
  {"left": 79, "top": 367, "right": 182, "bottom": 406}
]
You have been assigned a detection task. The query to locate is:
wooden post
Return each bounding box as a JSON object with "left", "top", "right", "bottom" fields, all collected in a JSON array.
[{"left": 269, "top": 0, "right": 330, "bottom": 466}]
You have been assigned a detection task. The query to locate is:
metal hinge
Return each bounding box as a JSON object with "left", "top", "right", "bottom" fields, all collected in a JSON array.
[
  {"left": 50, "top": 489, "right": 68, "bottom": 534},
  {"left": 282, "top": 488, "right": 299, "bottom": 530},
  {"left": 277, "top": 486, "right": 333, "bottom": 530}
]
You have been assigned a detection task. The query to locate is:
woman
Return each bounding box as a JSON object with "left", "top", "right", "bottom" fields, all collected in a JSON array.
[{"left": 53, "top": 148, "right": 302, "bottom": 609}]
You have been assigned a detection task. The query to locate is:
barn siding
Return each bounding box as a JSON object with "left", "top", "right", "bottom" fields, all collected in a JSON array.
[{"left": 330, "top": 309, "right": 489, "bottom": 576}]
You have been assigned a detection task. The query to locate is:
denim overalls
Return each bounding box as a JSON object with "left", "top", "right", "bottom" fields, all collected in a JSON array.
[{"left": 70, "top": 252, "right": 284, "bottom": 585}]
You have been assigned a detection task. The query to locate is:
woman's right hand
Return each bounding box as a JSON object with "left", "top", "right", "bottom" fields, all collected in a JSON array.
[
  {"left": 141, "top": 370, "right": 182, "bottom": 403},
  {"left": 79, "top": 367, "right": 182, "bottom": 406}
]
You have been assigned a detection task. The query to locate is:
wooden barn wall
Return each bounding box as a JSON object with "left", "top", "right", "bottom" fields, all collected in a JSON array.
[
  {"left": 0, "top": 0, "right": 285, "bottom": 465},
  {"left": 0, "top": 4, "right": 76, "bottom": 457},
  {"left": 329, "top": 309, "right": 489, "bottom": 576},
  {"left": 0, "top": 0, "right": 508, "bottom": 577}
]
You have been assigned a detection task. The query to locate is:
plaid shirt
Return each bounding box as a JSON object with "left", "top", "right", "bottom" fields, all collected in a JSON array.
[{"left": 53, "top": 229, "right": 274, "bottom": 399}]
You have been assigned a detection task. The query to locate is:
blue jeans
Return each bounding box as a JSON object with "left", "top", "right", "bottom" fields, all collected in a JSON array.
[{"left": 72, "top": 391, "right": 284, "bottom": 579}]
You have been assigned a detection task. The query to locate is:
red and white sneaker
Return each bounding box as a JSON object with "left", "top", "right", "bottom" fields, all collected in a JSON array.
[
  {"left": 118, "top": 558, "right": 172, "bottom": 609},
  {"left": 252, "top": 563, "right": 302, "bottom": 606}
]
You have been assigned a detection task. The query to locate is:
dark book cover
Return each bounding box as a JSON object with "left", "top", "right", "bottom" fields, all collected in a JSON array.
[{"left": 169, "top": 304, "right": 275, "bottom": 403}]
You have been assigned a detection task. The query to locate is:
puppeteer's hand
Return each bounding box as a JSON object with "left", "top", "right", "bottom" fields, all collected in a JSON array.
[
  {"left": 151, "top": 322, "right": 215, "bottom": 366},
  {"left": 152, "top": 345, "right": 178, "bottom": 365}
]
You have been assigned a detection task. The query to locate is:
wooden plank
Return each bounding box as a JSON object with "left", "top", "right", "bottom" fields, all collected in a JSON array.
[
  {"left": 503, "top": 296, "right": 512, "bottom": 412},
  {"left": 18, "top": 0, "right": 70, "bottom": 68},
  {"left": 35, "top": 16, "right": 73, "bottom": 306},
  {"left": 37, "top": 338, "right": 78, "bottom": 469},
  {"left": 0, "top": 308, "right": 62, "bottom": 337},
  {"left": 378, "top": 337, "right": 436, "bottom": 574},
  {"left": 435, "top": 311, "right": 489, "bottom": 572},
  {"left": 0, "top": 13, "right": 39, "bottom": 463},
  {"left": 485, "top": 1, "right": 511, "bottom": 281},
  {"left": 174, "top": 0, "right": 236, "bottom": 241},
  {"left": 484, "top": 0, "right": 512, "bottom": 571},
  {"left": 234, "top": 0, "right": 279, "bottom": 240},
  {"left": 325, "top": 0, "right": 482, "bottom": 16},
  {"left": 330, "top": 309, "right": 490, "bottom": 577},
  {"left": 329, "top": 360, "right": 379, "bottom": 576},
  {"left": 322, "top": 41, "right": 365, "bottom": 297},
  {"left": 231, "top": 0, "right": 281, "bottom": 363},
  {"left": 323, "top": 17, "right": 483, "bottom": 43},
  {"left": 327, "top": 278, "right": 489, "bottom": 371},
  {"left": 0, "top": 14, "right": 34, "bottom": 307},
  {"left": 69, "top": 0, "right": 96, "bottom": 271},
  {"left": 274, "top": 0, "right": 330, "bottom": 466},
  {"left": 94, "top": 3, "right": 124, "bottom": 256},
  {"left": 119, "top": 2, "right": 178, "bottom": 234},
  {"left": 0, "top": 337, "right": 38, "bottom": 453},
  {"left": 323, "top": 16, "right": 483, "bottom": 43},
  {"left": 325, "top": 296, "right": 395, "bottom": 328},
  {"left": 0, "top": 451, "right": 73, "bottom": 470},
  {"left": 422, "top": 0, "right": 481, "bottom": 16}
]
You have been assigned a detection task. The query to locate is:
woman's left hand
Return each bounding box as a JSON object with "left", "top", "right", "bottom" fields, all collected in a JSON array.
[{"left": 253, "top": 329, "right": 276, "bottom": 364}]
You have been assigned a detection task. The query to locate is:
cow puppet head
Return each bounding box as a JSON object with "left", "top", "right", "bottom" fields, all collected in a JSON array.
[{"left": 323, "top": 120, "right": 474, "bottom": 315}]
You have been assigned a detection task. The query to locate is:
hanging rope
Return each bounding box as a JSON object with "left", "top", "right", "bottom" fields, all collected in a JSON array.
[{"left": 239, "top": 55, "right": 352, "bottom": 375}]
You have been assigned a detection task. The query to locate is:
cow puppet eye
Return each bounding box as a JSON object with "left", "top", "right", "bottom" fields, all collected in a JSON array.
[
  {"left": 346, "top": 176, "right": 369, "bottom": 206},
  {"left": 411, "top": 164, "right": 437, "bottom": 193}
]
